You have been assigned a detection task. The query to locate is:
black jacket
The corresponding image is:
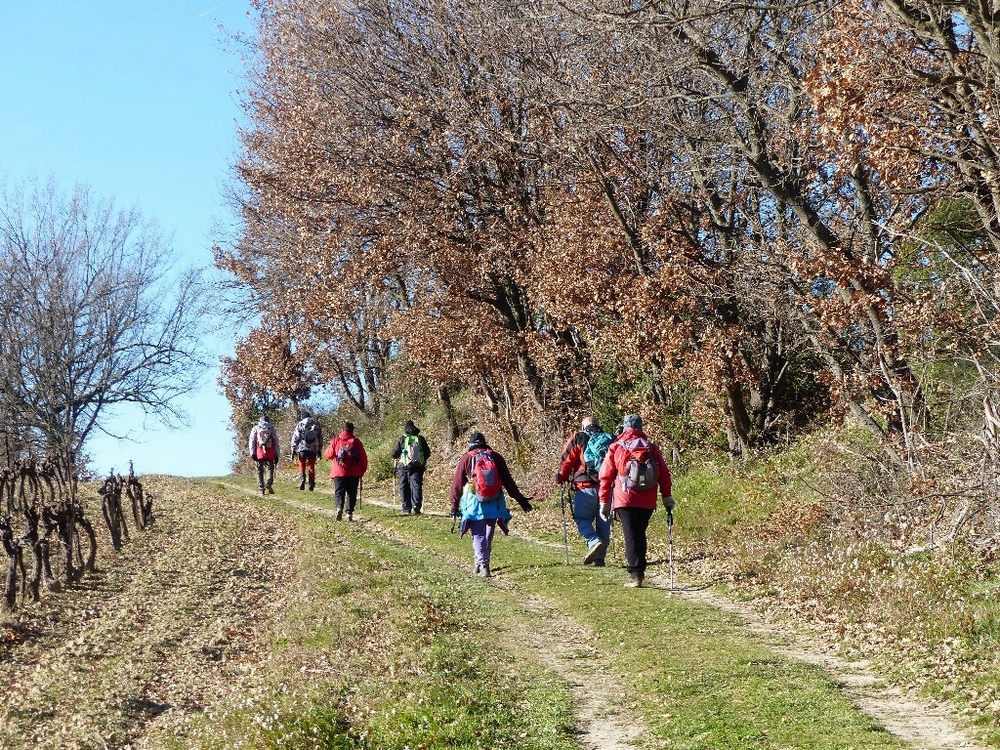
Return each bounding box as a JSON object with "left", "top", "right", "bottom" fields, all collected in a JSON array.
[{"left": 391, "top": 428, "right": 430, "bottom": 472}]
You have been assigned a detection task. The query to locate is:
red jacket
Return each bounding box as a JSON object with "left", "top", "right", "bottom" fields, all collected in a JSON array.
[
  {"left": 557, "top": 430, "right": 597, "bottom": 489},
  {"left": 323, "top": 431, "right": 368, "bottom": 478},
  {"left": 598, "top": 428, "right": 671, "bottom": 510}
]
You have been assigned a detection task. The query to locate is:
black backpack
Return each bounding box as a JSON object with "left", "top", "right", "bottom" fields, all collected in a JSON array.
[
  {"left": 337, "top": 439, "right": 360, "bottom": 468},
  {"left": 300, "top": 419, "right": 320, "bottom": 451}
]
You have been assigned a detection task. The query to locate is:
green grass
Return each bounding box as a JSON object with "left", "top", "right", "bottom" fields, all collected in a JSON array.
[
  {"left": 164, "top": 475, "right": 577, "bottom": 750},
  {"left": 209, "top": 472, "right": 913, "bottom": 750},
  {"left": 498, "top": 543, "right": 904, "bottom": 749}
]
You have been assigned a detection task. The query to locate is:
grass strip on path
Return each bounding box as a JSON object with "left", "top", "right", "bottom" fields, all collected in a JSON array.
[{"left": 280, "top": 476, "right": 911, "bottom": 750}]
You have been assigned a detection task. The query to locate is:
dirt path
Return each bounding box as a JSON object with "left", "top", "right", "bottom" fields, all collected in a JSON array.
[
  {"left": 10, "top": 477, "right": 984, "bottom": 749},
  {"left": 279, "top": 486, "right": 995, "bottom": 750},
  {"left": 653, "top": 577, "right": 991, "bottom": 750},
  {"left": 266, "top": 486, "right": 646, "bottom": 750}
]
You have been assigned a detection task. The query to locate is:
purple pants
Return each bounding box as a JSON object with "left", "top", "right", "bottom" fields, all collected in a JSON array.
[{"left": 467, "top": 518, "right": 498, "bottom": 568}]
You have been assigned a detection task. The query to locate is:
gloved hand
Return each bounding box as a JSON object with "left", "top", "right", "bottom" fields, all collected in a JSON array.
[
  {"left": 451, "top": 505, "right": 461, "bottom": 518},
  {"left": 518, "top": 497, "right": 534, "bottom": 512},
  {"left": 554, "top": 473, "right": 562, "bottom": 485},
  {"left": 599, "top": 502, "right": 612, "bottom": 522},
  {"left": 662, "top": 495, "right": 675, "bottom": 512}
]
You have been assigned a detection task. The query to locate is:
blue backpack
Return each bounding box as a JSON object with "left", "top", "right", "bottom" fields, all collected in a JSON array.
[{"left": 582, "top": 431, "right": 613, "bottom": 480}]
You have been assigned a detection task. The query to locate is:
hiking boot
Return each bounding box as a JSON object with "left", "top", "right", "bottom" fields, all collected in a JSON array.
[
  {"left": 298, "top": 475, "right": 306, "bottom": 491},
  {"left": 477, "top": 564, "right": 491, "bottom": 578},
  {"left": 593, "top": 559, "right": 606, "bottom": 567},
  {"left": 259, "top": 487, "right": 266, "bottom": 496},
  {"left": 336, "top": 508, "right": 343, "bottom": 521},
  {"left": 583, "top": 541, "right": 606, "bottom": 566},
  {"left": 308, "top": 483, "right": 315, "bottom": 492},
  {"left": 413, "top": 508, "right": 421, "bottom": 515},
  {"left": 346, "top": 512, "right": 353, "bottom": 522},
  {"left": 624, "top": 575, "right": 643, "bottom": 588},
  {"left": 266, "top": 485, "right": 274, "bottom": 495}
]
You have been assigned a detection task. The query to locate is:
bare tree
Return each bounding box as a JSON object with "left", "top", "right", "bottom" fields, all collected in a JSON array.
[{"left": 0, "top": 177, "right": 210, "bottom": 472}]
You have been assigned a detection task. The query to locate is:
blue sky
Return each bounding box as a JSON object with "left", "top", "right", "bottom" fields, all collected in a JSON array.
[{"left": 0, "top": 3, "right": 255, "bottom": 477}]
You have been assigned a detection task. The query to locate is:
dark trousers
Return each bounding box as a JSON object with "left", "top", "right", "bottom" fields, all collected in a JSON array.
[
  {"left": 616, "top": 506, "right": 654, "bottom": 579},
  {"left": 334, "top": 476, "right": 361, "bottom": 512},
  {"left": 398, "top": 467, "right": 424, "bottom": 512},
  {"left": 255, "top": 459, "right": 275, "bottom": 489}
]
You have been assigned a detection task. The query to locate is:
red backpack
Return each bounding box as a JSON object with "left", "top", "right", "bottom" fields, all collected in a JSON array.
[
  {"left": 255, "top": 426, "right": 276, "bottom": 461},
  {"left": 471, "top": 449, "right": 502, "bottom": 500}
]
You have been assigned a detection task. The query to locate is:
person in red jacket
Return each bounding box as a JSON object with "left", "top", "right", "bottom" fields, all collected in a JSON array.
[
  {"left": 450, "top": 431, "right": 533, "bottom": 577},
  {"left": 556, "top": 416, "right": 613, "bottom": 566},
  {"left": 598, "top": 414, "right": 673, "bottom": 588},
  {"left": 323, "top": 421, "right": 368, "bottom": 521}
]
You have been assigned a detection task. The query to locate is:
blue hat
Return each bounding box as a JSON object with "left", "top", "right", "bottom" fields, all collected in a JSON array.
[{"left": 623, "top": 414, "right": 643, "bottom": 430}]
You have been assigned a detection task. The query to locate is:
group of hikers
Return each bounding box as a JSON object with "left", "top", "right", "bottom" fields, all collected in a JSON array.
[
  {"left": 248, "top": 411, "right": 673, "bottom": 588},
  {"left": 248, "top": 411, "right": 369, "bottom": 521}
]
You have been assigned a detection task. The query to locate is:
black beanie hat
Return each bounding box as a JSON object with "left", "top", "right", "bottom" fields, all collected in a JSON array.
[{"left": 468, "top": 431, "right": 486, "bottom": 449}]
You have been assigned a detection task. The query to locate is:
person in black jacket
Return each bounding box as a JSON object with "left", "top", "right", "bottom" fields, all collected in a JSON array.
[{"left": 390, "top": 420, "right": 430, "bottom": 515}]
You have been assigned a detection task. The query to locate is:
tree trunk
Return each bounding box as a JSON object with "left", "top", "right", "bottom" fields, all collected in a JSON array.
[{"left": 438, "top": 384, "right": 458, "bottom": 444}]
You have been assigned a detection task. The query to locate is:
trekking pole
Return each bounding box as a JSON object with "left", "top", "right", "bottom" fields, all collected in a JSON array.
[
  {"left": 667, "top": 509, "right": 674, "bottom": 591},
  {"left": 559, "top": 483, "right": 569, "bottom": 565},
  {"left": 608, "top": 508, "right": 615, "bottom": 565},
  {"left": 396, "top": 460, "right": 404, "bottom": 512}
]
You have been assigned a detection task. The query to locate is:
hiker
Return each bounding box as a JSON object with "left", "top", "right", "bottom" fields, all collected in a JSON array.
[
  {"left": 557, "top": 416, "right": 613, "bottom": 566},
  {"left": 390, "top": 419, "right": 431, "bottom": 515},
  {"left": 248, "top": 415, "right": 280, "bottom": 495},
  {"left": 450, "top": 431, "right": 533, "bottom": 578},
  {"left": 598, "top": 414, "right": 673, "bottom": 588},
  {"left": 323, "top": 421, "right": 368, "bottom": 521},
  {"left": 290, "top": 409, "right": 323, "bottom": 491}
]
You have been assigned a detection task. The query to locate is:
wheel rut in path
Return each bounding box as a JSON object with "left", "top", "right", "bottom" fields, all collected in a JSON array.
[
  {"left": 664, "top": 580, "right": 991, "bottom": 750},
  {"left": 247, "top": 485, "right": 645, "bottom": 750},
  {"left": 516, "top": 594, "right": 642, "bottom": 750},
  {"left": 506, "top": 518, "right": 992, "bottom": 750},
  {"left": 246, "top": 485, "right": 989, "bottom": 750}
]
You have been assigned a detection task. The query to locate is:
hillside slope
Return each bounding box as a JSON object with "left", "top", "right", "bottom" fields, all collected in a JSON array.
[{"left": 0, "top": 475, "right": 990, "bottom": 749}]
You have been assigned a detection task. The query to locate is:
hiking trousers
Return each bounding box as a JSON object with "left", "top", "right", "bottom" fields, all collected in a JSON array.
[
  {"left": 334, "top": 476, "right": 360, "bottom": 513},
  {"left": 572, "top": 487, "right": 610, "bottom": 561},
  {"left": 615, "top": 506, "right": 654, "bottom": 580},
  {"left": 398, "top": 467, "right": 424, "bottom": 513},
  {"left": 255, "top": 459, "right": 275, "bottom": 490},
  {"left": 467, "top": 518, "right": 498, "bottom": 570},
  {"left": 296, "top": 452, "right": 317, "bottom": 488}
]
